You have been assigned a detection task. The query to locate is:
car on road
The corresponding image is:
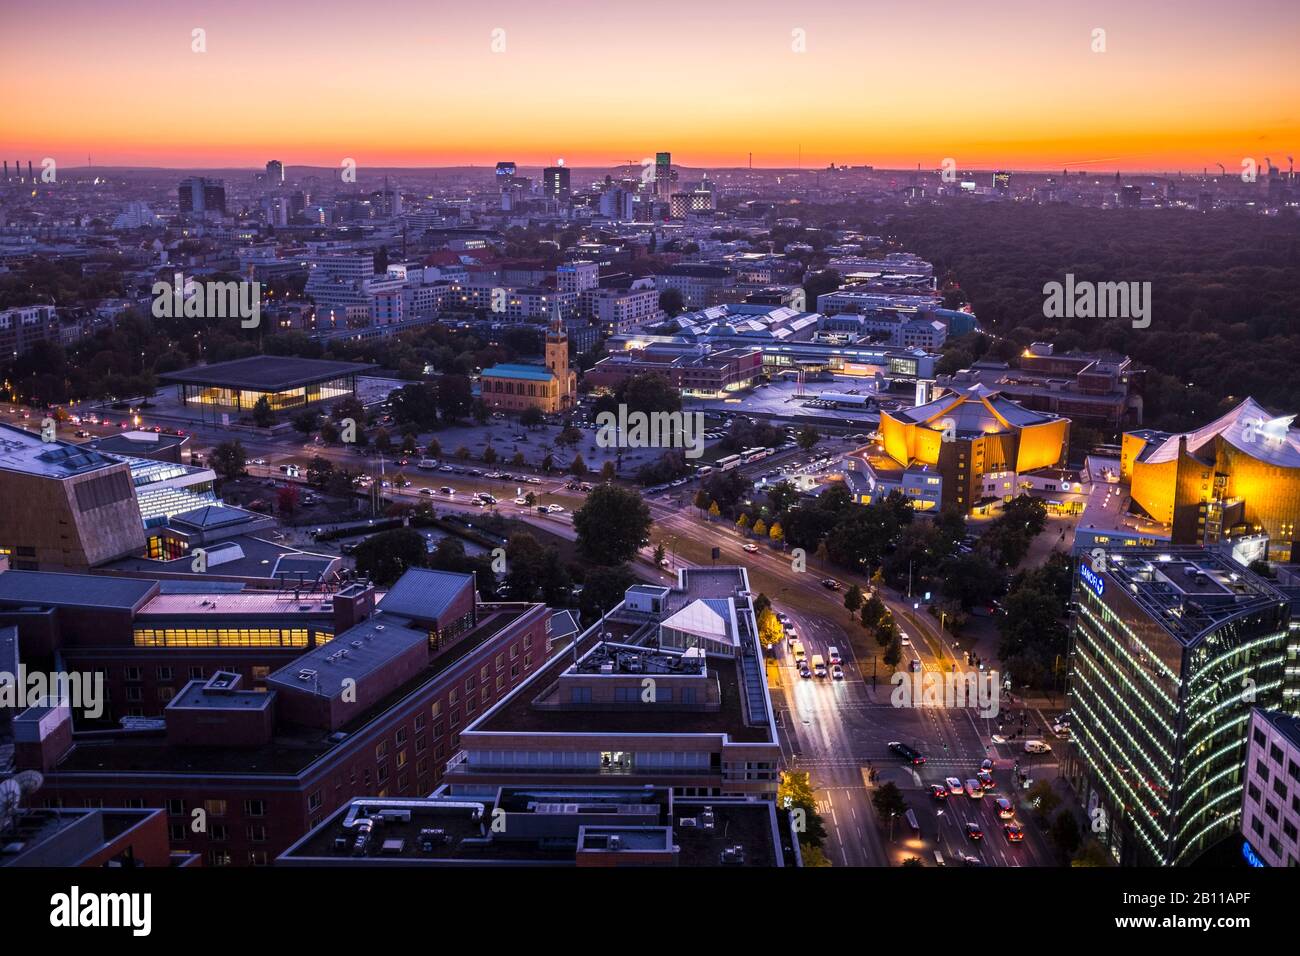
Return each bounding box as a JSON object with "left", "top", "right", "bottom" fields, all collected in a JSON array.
[
  {"left": 546, "top": 504, "right": 565, "bottom": 513},
  {"left": 977, "top": 770, "right": 996, "bottom": 791},
  {"left": 830, "top": 663, "right": 844, "bottom": 680},
  {"left": 1024, "top": 739, "right": 1052, "bottom": 754},
  {"left": 418, "top": 488, "right": 433, "bottom": 496},
  {"left": 899, "top": 632, "right": 910, "bottom": 645},
  {"left": 439, "top": 464, "right": 454, "bottom": 472},
  {"left": 742, "top": 543, "right": 759, "bottom": 553},
  {"left": 980, "top": 759, "right": 994, "bottom": 774},
  {"left": 251, "top": 458, "right": 268, "bottom": 466},
  {"left": 995, "top": 797, "right": 1015, "bottom": 819},
  {"left": 964, "top": 823, "right": 984, "bottom": 841},
  {"left": 929, "top": 784, "right": 948, "bottom": 801},
  {"left": 439, "top": 486, "right": 453, "bottom": 495},
  {"left": 513, "top": 497, "right": 528, "bottom": 506},
  {"left": 827, "top": 646, "right": 841, "bottom": 665},
  {"left": 820, "top": 578, "right": 840, "bottom": 590},
  {"left": 964, "top": 779, "right": 984, "bottom": 799},
  {"left": 1003, "top": 822, "right": 1025, "bottom": 843},
  {"left": 888, "top": 741, "right": 927, "bottom": 766},
  {"left": 945, "top": 777, "right": 963, "bottom": 795},
  {"left": 798, "top": 663, "right": 811, "bottom": 679}
]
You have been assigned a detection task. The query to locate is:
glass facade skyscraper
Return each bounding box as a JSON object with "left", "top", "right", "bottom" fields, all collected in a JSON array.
[{"left": 1065, "top": 548, "right": 1293, "bottom": 865}]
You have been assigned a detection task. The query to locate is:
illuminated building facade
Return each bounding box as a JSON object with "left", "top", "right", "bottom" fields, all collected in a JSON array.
[
  {"left": 1065, "top": 549, "right": 1293, "bottom": 866},
  {"left": 479, "top": 316, "right": 576, "bottom": 414},
  {"left": 161, "top": 355, "right": 373, "bottom": 414},
  {"left": 1124, "top": 398, "right": 1300, "bottom": 562},
  {"left": 874, "top": 384, "right": 1069, "bottom": 513}
]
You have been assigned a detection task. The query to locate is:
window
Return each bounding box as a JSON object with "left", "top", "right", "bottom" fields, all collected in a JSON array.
[
  {"left": 244, "top": 800, "right": 266, "bottom": 817},
  {"left": 308, "top": 791, "right": 322, "bottom": 812},
  {"left": 204, "top": 800, "right": 227, "bottom": 817}
]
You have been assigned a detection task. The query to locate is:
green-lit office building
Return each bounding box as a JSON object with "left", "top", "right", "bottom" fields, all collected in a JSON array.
[{"left": 1065, "top": 548, "right": 1293, "bottom": 866}]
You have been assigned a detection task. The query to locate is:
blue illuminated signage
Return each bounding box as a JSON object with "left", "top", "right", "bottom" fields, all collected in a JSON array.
[
  {"left": 1080, "top": 565, "right": 1105, "bottom": 597},
  {"left": 1242, "top": 840, "right": 1266, "bottom": 868}
]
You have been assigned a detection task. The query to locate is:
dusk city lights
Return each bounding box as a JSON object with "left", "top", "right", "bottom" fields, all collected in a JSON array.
[{"left": 0, "top": 0, "right": 1296, "bottom": 939}]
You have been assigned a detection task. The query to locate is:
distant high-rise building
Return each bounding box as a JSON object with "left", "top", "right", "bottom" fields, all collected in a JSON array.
[
  {"left": 266, "top": 160, "right": 284, "bottom": 184},
  {"left": 1120, "top": 184, "right": 1142, "bottom": 208},
  {"left": 178, "top": 177, "right": 226, "bottom": 219},
  {"left": 495, "top": 161, "right": 516, "bottom": 183},
  {"left": 992, "top": 170, "right": 1011, "bottom": 194},
  {"left": 655, "top": 151, "right": 673, "bottom": 200},
  {"left": 543, "top": 165, "right": 571, "bottom": 202}
]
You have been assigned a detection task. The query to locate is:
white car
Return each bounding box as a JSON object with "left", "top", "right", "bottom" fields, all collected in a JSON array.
[
  {"left": 742, "top": 543, "right": 759, "bottom": 553},
  {"left": 513, "top": 497, "right": 528, "bottom": 506},
  {"left": 251, "top": 458, "right": 268, "bottom": 466},
  {"left": 830, "top": 663, "right": 844, "bottom": 680},
  {"left": 899, "top": 632, "right": 911, "bottom": 645},
  {"left": 546, "top": 504, "right": 565, "bottom": 513},
  {"left": 945, "top": 777, "right": 963, "bottom": 795}
]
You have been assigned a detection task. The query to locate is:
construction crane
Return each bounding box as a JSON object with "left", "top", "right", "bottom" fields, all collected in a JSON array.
[{"left": 1289, "top": 156, "right": 1295, "bottom": 180}]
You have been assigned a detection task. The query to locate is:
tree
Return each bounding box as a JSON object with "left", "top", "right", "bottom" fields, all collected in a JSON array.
[
  {"left": 843, "top": 584, "right": 864, "bottom": 618},
  {"left": 708, "top": 501, "right": 721, "bottom": 520},
  {"left": 251, "top": 395, "right": 274, "bottom": 427},
  {"left": 519, "top": 406, "right": 545, "bottom": 429},
  {"left": 752, "top": 518, "right": 767, "bottom": 537},
  {"left": 569, "top": 453, "right": 588, "bottom": 476},
  {"left": 573, "top": 484, "right": 652, "bottom": 565},
  {"left": 277, "top": 484, "right": 300, "bottom": 515},
  {"left": 658, "top": 287, "right": 685, "bottom": 315},
  {"left": 512, "top": 451, "right": 526, "bottom": 467},
  {"left": 796, "top": 426, "right": 820, "bottom": 451},
  {"left": 424, "top": 437, "right": 442, "bottom": 459},
  {"left": 1072, "top": 840, "right": 1113, "bottom": 867},
  {"left": 1051, "top": 810, "right": 1082, "bottom": 860},
  {"left": 871, "top": 781, "right": 908, "bottom": 822},
  {"left": 305, "top": 455, "right": 334, "bottom": 489},
  {"left": 291, "top": 409, "right": 320, "bottom": 435},
  {"left": 779, "top": 771, "right": 828, "bottom": 849},
  {"left": 353, "top": 527, "right": 426, "bottom": 586},
  {"left": 437, "top": 374, "right": 474, "bottom": 423},
  {"left": 767, "top": 481, "right": 799, "bottom": 517},
  {"left": 883, "top": 638, "right": 902, "bottom": 669},
  {"left": 455, "top": 445, "right": 471, "bottom": 461},
  {"left": 694, "top": 488, "right": 710, "bottom": 512},
  {"left": 769, "top": 521, "right": 784, "bottom": 544},
  {"left": 209, "top": 440, "right": 247, "bottom": 481},
  {"left": 600, "top": 460, "right": 616, "bottom": 481},
  {"left": 482, "top": 444, "right": 498, "bottom": 465},
  {"left": 578, "top": 564, "right": 637, "bottom": 620},
  {"left": 374, "top": 428, "right": 392, "bottom": 454},
  {"left": 653, "top": 544, "right": 666, "bottom": 566},
  {"left": 757, "top": 606, "right": 784, "bottom": 648},
  {"left": 860, "top": 594, "right": 886, "bottom": 629}
]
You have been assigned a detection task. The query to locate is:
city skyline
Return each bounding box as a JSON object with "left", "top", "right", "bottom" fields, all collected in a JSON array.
[{"left": 4, "top": 0, "right": 1298, "bottom": 172}]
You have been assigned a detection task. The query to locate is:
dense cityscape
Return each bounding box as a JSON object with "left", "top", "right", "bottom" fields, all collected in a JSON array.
[{"left": 2, "top": 0, "right": 1297, "bottom": 937}]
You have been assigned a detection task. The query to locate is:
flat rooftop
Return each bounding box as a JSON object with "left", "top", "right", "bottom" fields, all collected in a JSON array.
[
  {"left": 266, "top": 611, "right": 429, "bottom": 700},
  {"left": 1096, "top": 550, "right": 1288, "bottom": 645},
  {"left": 159, "top": 355, "right": 375, "bottom": 390},
  {"left": 0, "top": 422, "right": 127, "bottom": 478},
  {"left": 0, "top": 570, "right": 158, "bottom": 611},
  {"left": 52, "top": 605, "right": 531, "bottom": 777}
]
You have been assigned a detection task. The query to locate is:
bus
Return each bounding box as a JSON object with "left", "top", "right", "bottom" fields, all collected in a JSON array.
[
  {"left": 741, "top": 447, "right": 768, "bottom": 464},
  {"left": 717, "top": 455, "right": 742, "bottom": 472},
  {"left": 695, "top": 465, "right": 714, "bottom": 478}
]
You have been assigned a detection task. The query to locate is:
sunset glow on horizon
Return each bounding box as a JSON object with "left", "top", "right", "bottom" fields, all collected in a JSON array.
[{"left": 3, "top": 0, "right": 1298, "bottom": 172}]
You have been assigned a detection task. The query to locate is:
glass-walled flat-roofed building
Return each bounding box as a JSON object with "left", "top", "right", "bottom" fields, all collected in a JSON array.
[
  {"left": 161, "top": 356, "right": 374, "bottom": 412},
  {"left": 1065, "top": 548, "right": 1294, "bottom": 866}
]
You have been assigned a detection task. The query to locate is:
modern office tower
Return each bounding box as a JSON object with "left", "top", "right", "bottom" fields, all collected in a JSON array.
[
  {"left": 1065, "top": 549, "right": 1293, "bottom": 866},
  {"left": 1240, "top": 708, "right": 1300, "bottom": 867},
  {"left": 495, "top": 161, "right": 516, "bottom": 185},
  {"left": 1120, "top": 185, "right": 1142, "bottom": 208},
  {"left": 542, "top": 165, "right": 570, "bottom": 202},
  {"left": 266, "top": 159, "right": 284, "bottom": 183},
  {"left": 177, "top": 177, "right": 226, "bottom": 218},
  {"left": 1122, "top": 398, "right": 1300, "bottom": 562},
  {"left": 655, "top": 151, "right": 673, "bottom": 199},
  {"left": 556, "top": 260, "right": 599, "bottom": 294},
  {"left": 598, "top": 184, "right": 636, "bottom": 219},
  {"left": 992, "top": 170, "right": 1011, "bottom": 193}
]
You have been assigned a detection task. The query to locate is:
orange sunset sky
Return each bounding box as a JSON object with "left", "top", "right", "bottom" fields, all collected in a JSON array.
[{"left": 2, "top": 0, "right": 1297, "bottom": 172}]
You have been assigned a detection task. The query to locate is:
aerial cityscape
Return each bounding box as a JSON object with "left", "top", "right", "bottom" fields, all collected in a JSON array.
[{"left": 1, "top": 0, "right": 1296, "bottom": 935}]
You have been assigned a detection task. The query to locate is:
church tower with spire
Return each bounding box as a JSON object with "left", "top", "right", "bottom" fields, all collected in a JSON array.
[{"left": 545, "top": 300, "right": 576, "bottom": 410}]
